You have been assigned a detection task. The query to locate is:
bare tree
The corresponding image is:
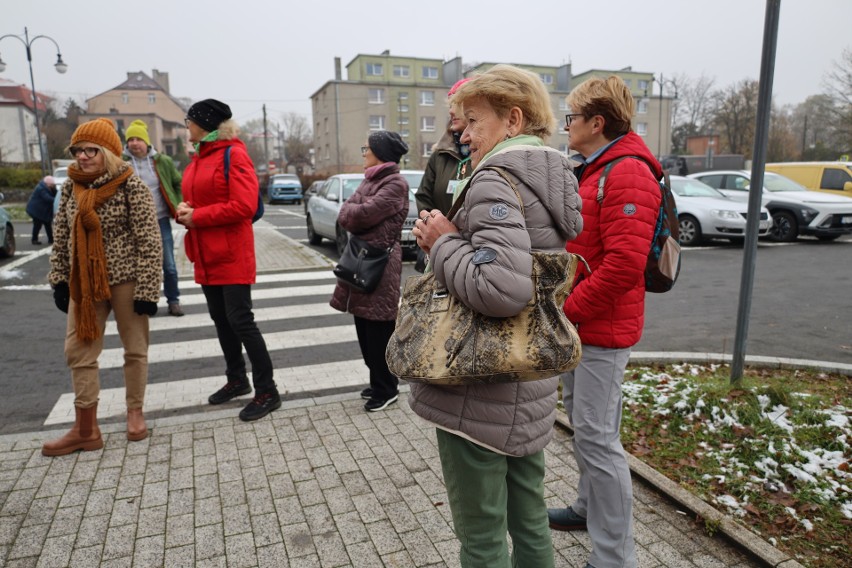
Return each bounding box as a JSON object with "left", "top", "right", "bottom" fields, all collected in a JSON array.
[
  {"left": 278, "top": 112, "right": 313, "bottom": 173},
  {"left": 669, "top": 73, "right": 716, "bottom": 154},
  {"left": 790, "top": 95, "right": 842, "bottom": 159},
  {"left": 821, "top": 47, "right": 852, "bottom": 153},
  {"left": 767, "top": 105, "right": 798, "bottom": 162},
  {"left": 711, "top": 79, "right": 759, "bottom": 156}
]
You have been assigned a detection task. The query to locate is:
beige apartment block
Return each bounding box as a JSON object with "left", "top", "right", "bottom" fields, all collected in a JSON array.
[{"left": 85, "top": 69, "right": 189, "bottom": 160}]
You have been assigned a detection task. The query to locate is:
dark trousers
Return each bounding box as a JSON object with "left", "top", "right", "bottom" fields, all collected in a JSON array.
[
  {"left": 353, "top": 316, "right": 398, "bottom": 400},
  {"left": 202, "top": 284, "right": 276, "bottom": 395},
  {"left": 32, "top": 218, "right": 53, "bottom": 243}
]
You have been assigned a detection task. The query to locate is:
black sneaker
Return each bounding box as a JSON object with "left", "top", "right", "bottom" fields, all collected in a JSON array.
[
  {"left": 208, "top": 381, "right": 251, "bottom": 405},
  {"left": 239, "top": 392, "right": 282, "bottom": 421},
  {"left": 547, "top": 506, "right": 588, "bottom": 531},
  {"left": 364, "top": 394, "right": 398, "bottom": 412},
  {"left": 360, "top": 387, "right": 373, "bottom": 400}
]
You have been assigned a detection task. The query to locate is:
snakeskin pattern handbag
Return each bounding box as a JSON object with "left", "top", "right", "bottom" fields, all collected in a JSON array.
[{"left": 385, "top": 250, "right": 582, "bottom": 385}]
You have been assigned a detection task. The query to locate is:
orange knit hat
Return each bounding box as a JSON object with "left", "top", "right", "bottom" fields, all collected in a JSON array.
[{"left": 71, "top": 118, "right": 122, "bottom": 157}]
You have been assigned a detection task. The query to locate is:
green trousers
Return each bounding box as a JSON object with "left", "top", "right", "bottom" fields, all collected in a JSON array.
[{"left": 436, "top": 429, "right": 554, "bottom": 568}]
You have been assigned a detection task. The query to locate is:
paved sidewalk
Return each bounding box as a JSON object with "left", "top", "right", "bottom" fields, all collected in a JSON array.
[{"left": 0, "top": 392, "right": 764, "bottom": 568}]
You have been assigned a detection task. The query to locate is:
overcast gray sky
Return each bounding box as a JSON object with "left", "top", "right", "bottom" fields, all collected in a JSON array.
[{"left": 3, "top": 0, "right": 850, "bottom": 127}]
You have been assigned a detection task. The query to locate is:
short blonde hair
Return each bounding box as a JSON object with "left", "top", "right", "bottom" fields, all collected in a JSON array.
[
  {"left": 566, "top": 75, "right": 635, "bottom": 140},
  {"left": 451, "top": 64, "right": 555, "bottom": 140}
]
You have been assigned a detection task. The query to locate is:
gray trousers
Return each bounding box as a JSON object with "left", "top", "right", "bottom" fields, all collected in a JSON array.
[{"left": 561, "top": 345, "right": 637, "bottom": 568}]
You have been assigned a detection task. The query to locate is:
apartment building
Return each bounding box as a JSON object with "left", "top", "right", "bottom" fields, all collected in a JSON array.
[
  {"left": 311, "top": 53, "right": 670, "bottom": 175},
  {"left": 0, "top": 78, "right": 49, "bottom": 164},
  {"left": 85, "top": 70, "right": 189, "bottom": 158}
]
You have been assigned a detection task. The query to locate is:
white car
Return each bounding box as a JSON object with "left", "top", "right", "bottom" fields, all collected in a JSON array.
[
  {"left": 52, "top": 166, "right": 69, "bottom": 214},
  {"left": 669, "top": 176, "right": 772, "bottom": 246},
  {"left": 306, "top": 173, "right": 365, "bottom": 255},
  {"left": 687, "top": 170, "right": 852, "bottom": 242}
]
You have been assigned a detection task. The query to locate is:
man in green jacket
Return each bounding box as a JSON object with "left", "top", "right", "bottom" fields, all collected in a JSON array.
[{"left": 124, "top": 119, "right": 185, "bottom": 316}]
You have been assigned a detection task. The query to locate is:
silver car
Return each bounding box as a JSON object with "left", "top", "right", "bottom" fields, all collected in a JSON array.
[
  {"left": 669, "top": 176, "right": 772, "bottom": 246},
  {"left": 0, "top": 192, "right": 15, "bottom": 258},
  {"left": 306, "top": 174, "right": 365, "bottom": 255}
]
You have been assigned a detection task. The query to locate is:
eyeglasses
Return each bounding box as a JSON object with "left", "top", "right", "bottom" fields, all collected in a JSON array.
[
  {"left": 184, "top": 118, "right": 192, "bottom": 127},
  {"left": 360, "top": 146, "right": 370, "bottom": 156},
  {"left": 69, "top": 146, "right": 100, "bottom": 158},
  {"left": 565, "top": 113, "right": 584, "bottom": 126}
]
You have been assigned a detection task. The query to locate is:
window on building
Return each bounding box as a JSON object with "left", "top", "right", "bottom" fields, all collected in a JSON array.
[
  {"left": 393, "top": 65, "right": 410, "bottom": 78},
  {"left": 559, "top": 144, "right": 569, "bottom": 154},
  {"left": 324, "top": 118, "right": 328, "bottom": 134},
  {"left": 324, "top": 145, "right": 330, "bottom": 160},
  {"left": 368, "top": 88, "right": 385, "bottom": 104},
  {"left": 638, "top": 79, "right": 649, "bottom": 91},
  {"left": 148, "top": 93, "right": 156, "bottom": 104},
  {"left": 624, "top": 79, "right": 632, "bottom": 88},
  {"left": 539, "top": 73, "right": 553, "bottom": 85},
  {"left": 636, "top": 122, "right": 647, "bottom": 136},
  {"left": 369, "top": 115, "right": 385, "bottom": 130},
  {"left": 366, "top": 63, "right": 383, "bottom": 76},
  {"left": 420, "top": 91, "right": 435, "bottom": 106},
  {"left": 637, "top": 99, "right": 648, "bottom": 114},
  {"left": 165, "top": 144, "right": 174, "bottom": 156},
  {"left": 121, "top": 93, "right": 129, "bottom": 104},
  {"left": 422, "top": 142, "right": 433, "bottom": 157},
  {"left": 397, "top": 116, "right": 409, "bottom": 125},
  {"left": 422, "top": 66, "right": 439, "bottom": 79},
  {"left": 421, "top": 116, "right": 436, "bottom": 132},
  {"left": 400, "top": 129, "right": 410, "bottom": 138},
  {"left": 558, "top": 99, "right": 569, "bottom": 111},
  {"left": 398, "top": 92, "right": 409, "bottom": 100}
]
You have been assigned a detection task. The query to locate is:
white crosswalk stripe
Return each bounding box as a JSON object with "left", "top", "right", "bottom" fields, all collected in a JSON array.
[{"left": 44, "top": 270, "right": 370, "bottom": 425}]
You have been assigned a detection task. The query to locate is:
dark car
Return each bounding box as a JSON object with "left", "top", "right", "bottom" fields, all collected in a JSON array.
[{"left": 303, "top": 180, "right": 326, "bottom": 214}]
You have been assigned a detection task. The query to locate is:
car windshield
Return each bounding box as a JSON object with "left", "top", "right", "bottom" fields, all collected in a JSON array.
[
  {"left": 762, "top": 172, "right": 806, "bottom": 192},
  {"left": 403, "top": 172, "right": 424, "bottom": 191},
  {"left": 53, "top": 167, "right": 67, "bottom": 178},
  {"left": 341, "top": 179, "right": 362, "bottom": 200},
  {"left": 671, "top": 178, "right": 726, "bottom": 198}
]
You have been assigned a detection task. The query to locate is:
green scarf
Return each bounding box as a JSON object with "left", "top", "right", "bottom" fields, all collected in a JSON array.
[
  {"left": 452, "top": 134, "right": 544, "bottom": 204},
  {"left": 193, "top": 130, "right": 219, "bottom": 153}
]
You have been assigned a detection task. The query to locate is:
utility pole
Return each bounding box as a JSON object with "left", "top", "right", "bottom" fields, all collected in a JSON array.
[{"left": 262, "top": 104, "right": 270, "bottom": 175}]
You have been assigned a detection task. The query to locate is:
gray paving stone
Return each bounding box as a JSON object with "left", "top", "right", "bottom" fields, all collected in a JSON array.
[
  {"left": 21, "top": 496, "right": 60, "bottom": 528},
  {"left": 167, "top": 465, "right": 193, "bottom": 491},
  {"left": 57, "top": 481, "right": 91, "bottom": 509},
  {"left": 4, "top": 557, "right": 39, "bottom": 568},
  {"left": 67, "top": 544, "right": 103, "bottom": 568},
  {"left": 365, "top": 519, "right": 404, "bottom": 556},
  {"left": 194, "top": 473, "right": 220, "bottom": 499},
  {"left": 162, "top": 543, "right": 194, "bottom": 567},
  {"left": 195, "top": 523, "right": 226, "bottom": 560},
  {"left": 1, "top": 488, "right": 37, "bottom": 516},
  {"left": 281, "top": 522, "right": 317, "bottom": 558},
  {"left": 136, "top": 504, "right": 166, "bottom": 538},
  {"left": 165, "top": 512, "right": 194, "bottom": 548},
  {"left": 108, "top": 497, "right": 139, "bottom": 528},
  {"left": 75, "top": 514, "right": 109, "bottom": 548},
  {"left": 399, "top": 528, "right": 443, "bottom": 567},
  {"left": 166, "top": 487, "right": 193, "bottom": 516},
  {"left": 12, "top": 467, "right": 47, "bottom": 491},
  {"left": 194, "top": 453, "right": 219, "bottom": 477},
  {"left": 132, "top": 534, "right": 164, "bottom": 568},
  {"left": 256, "top": 542, "right": 290, "bottom": 568},
  {"left": 295, "top": 479, "right": 325, "bottom": 508},
  {"left": 288, "top": 553, "right": 321, "bottom": 568},
  {"left": 274, "top": 495, "right": 306, "bottom": 526},
  {"left": 432, "top": 538, "right": 462, "bottom": 568},
  {"left": 247, "top": 486, "right": 276, "bottom": 516},
  {"left": 46, "top": 503, "right": 83, "bottom": 537},
  {"left": 142, "top": 460, "right": 169, "bottom": 484},
  {"left": 251, "top": 511, "right": 283, "bottom": 547},
  {"left": 0, "top": 514, "right": 24, "bottom": 546},
  {"left": 223, "top": 503, "right": 251, "bottom": 536},
  {"left": 114, "top": 473, "right": 143, "bottom": 500},
  {"left": 92, "top": 467, "right": 121, "bottom": 491},
  {"left": 216, "top": 460, "right": 244, "bottom": 484},
  {"left": 195, "top": 555, "right": 227, "bottom": 568},
  {"left": 140, "top": 480, "right": 168, "bottom": 509},
  {"left": 333, "top": 510, "right": 370, "bottom": 546},
  {"left": 119, "top": 454, "right": 147, "bottom": 477},
  {"left": 33, "top": 532, "right": 74, "bottom": 568},
  {"left": 414, "top": 508, "right": 456, "bottom": 543},
  {"left": 313, "top": 530, "right": 350, "bottom": 567},
  {"left": 380, "top": 549, "right": 417, "bottom": 568},
  {"left": 195, "top": 496, "right": 223, "bottom": 527},
  {"left": 225, "top": 532, "right": 258, "bottom": 568},
  {"left": 101, "top": 524, "right": 135, "bottom": 560}
]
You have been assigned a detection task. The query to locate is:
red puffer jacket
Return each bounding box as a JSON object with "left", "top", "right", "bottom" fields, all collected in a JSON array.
[
  {"left": 564, "top": 131, "right": 662, "bottom": 348},
  {"left": 182, "top": 135, "right": 258, "bottom": 285}
]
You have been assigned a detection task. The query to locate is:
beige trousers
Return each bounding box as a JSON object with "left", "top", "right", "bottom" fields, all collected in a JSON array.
[{"left": 64, "top": 281, "right": 149, "bottom": 409}]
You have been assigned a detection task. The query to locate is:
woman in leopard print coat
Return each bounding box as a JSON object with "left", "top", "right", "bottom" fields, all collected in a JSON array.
[{"left": 44, "top": 118, "right": 162, "bottom": 456}]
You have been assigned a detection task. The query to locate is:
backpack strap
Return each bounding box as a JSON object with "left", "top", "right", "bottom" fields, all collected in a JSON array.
[
  {"left": 597, "top": 155, "right": 660, "bottom": 203},
  {"left": 223, "top": 146, "right": 232, "bottom": 182}
]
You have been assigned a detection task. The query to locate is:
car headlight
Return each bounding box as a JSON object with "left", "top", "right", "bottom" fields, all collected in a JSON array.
[
  {"left": 711, "top": 210, "right": 742, "bottom": 220},
  {"left": 800, "top": 207, "right": 819, "bottom": 224}
]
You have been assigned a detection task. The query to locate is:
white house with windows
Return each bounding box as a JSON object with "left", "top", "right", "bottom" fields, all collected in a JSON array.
[{"left": 0, "top": 78, "right": 48, "bottom": 164}]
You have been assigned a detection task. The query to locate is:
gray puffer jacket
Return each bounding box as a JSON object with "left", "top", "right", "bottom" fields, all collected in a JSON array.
[{"left": 408, "top": 144, "right": 582, "bottom": 456}]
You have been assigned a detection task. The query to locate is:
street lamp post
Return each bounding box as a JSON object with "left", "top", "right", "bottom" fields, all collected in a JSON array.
[
  {"left": 0, "top": 27, "right": 68, "bottom": 176},
  {"left": 655, "top": 74, "right": 677, "bottom": 157}
]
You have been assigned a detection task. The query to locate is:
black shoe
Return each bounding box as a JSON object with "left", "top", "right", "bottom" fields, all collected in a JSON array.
[
  {"left": 239, "top": 392, "right": 282, "bottom": 421},
  {"left": 208, "top": 381, "right": 251, "bottom": 405},
  {"left": 364, "top": 394, "right": 398, "bottom": 412},
  {"left": 360, "top": 387, "right": 373, "bottom": 400},
  {"left": 547, "top": 506, "right": 587, "bottom": 531},
  {"left": 32, "top": 240, "right": 42, "bottom": 245}
]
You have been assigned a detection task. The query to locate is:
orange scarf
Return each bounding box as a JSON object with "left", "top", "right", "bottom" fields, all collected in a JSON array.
[{"left": 67, "top": 164, "right": 133, "bottom": 341}]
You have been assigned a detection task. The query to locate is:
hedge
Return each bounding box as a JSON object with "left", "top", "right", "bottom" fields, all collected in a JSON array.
[{"left": 0, "top": 167, "right": 43, "bottom": 189}]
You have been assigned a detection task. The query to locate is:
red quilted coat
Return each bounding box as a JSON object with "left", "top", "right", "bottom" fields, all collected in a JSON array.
[
  {"left": 564, "top": 131, "right": 662, "bottom": 348},
  {"left": 182, "top": 133, "right": 258, "bottom": 285}
]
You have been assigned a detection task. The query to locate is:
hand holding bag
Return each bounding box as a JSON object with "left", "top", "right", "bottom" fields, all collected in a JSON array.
[
  {"left": 385, "top": 166, "right": 583, "bottom": 385},
  {"left": 333, "top": 235, "right": 391, "bottom": 293}
]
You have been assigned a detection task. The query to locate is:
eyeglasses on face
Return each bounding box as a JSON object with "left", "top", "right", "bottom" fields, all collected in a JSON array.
[
  {"left": 565, "top": 113, "right": 584, "bottom": 126},
  {"left": 360, "top": 146, "right": 370, "bottom": 156},
  {"left": 69, "top": 146, "right": 100, "bottom": 158}
]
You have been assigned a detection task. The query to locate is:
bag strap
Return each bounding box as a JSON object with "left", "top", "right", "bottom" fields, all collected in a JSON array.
[
  {"left": 223, "top": 146, "right": 232, "bottom": 182},
  {"left": 447, "top": 165, "right": 524, "bottom": 221}
]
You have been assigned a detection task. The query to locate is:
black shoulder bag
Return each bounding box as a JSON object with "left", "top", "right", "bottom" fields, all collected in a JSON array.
[{"left": 333, "top": 236, "right": 393, "bottom": 293}]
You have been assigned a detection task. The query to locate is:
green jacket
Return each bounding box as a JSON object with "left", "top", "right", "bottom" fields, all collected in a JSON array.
[
  {"left": 415, "top": 127, "right": 469, "bottom": 215},
  {"left": 124, "top": 151, "right": 183, "bottom": 216}
]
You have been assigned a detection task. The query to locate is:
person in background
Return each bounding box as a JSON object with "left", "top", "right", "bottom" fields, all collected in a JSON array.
[
  {"left": 329, "top": 130, "right": 410, "bottom": 412},
  {"left": 45, "top": 118, "right": 161, "bottom": 455},
  {"left": 409, "top": 64, "right": 582, "bottom": 568},
  {"left": 26, "top": 175, "right": 57, "bottom": 245},
  {"left": 547, "top": 75, "right": 663, "bottom": 568},
  {"left": 177, "top": 99, "right": 282, "bottom": 422},
  {"left": 415, "top": 78, "right": 471, "bottom": 215},
  {"left": 123, "top": 119, "right": 185, "bottom": 316}
]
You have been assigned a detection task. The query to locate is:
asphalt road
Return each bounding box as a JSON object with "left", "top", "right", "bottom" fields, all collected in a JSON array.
[{"left": 0, "top": 202, "right": 849, "bottom": 433}]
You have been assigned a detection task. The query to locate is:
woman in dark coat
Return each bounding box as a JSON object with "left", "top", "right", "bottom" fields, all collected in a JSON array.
[
  {"left": 26, "top": 176, "right": 58, "bottom": 244},
  {"left": 330, "top": 130, "right": 409, "bottom": 412}
]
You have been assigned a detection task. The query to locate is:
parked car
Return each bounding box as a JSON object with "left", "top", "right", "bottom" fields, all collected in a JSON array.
[
  {"left": 52, "top": 166, "right": 68, "bottom": 214},
  {"left": 306, "top": 173, "right": 365, "bottom": 255},
  {"left": 303, "top": 180, "right": 326, "bottom": 214},
  {"left": 399, "top": 170, "right": 425, "bottom": 257},
  {"left": 765, "top": 161, "right": 852, "bottom": 198},
  {"left": 267, "top": 174, "right": 303, "bottom": 205},
  {"left": 687, "top": 170, "right": 852, "bottom": 242},
  {"left": 0, "top": 192, "right": 15, "bottom": 258},
  {"left": 668, "top": 176, "right": 772, "bottom": 246}
]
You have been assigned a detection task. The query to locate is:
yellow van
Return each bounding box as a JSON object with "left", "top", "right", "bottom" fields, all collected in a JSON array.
[{"left": 765, "top": 162, "right": 852, "bottom": 198}]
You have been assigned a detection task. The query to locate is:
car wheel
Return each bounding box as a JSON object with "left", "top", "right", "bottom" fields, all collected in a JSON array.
[
  {"left": 678, "top": 215, "right": 702, "bottom": 247},
  {"left": 768, "top": 211, "right": 798, "bottom": 242},
  {"left": 336, "top": 224, "right": 349, "bottom": 256},
  {"left": 0, "top": 223, "right": 15, "bottom": 258},
  {"left": 817, "top": 234, "right": 841, "bottom": 241},
  {"left": 306, "top": 215, "right": 322, "bottom": 245}
]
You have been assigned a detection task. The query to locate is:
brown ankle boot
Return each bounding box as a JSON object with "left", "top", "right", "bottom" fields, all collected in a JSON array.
[
  {"left": 42, "top": 404, "right": 104, "bottom": 456},
  {"left": 126, "top": 408, "right": 148, "bottom": 441}
]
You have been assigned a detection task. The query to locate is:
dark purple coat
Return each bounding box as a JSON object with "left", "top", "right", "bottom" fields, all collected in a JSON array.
[{"left": 330, "top": 163, "right": 409, "bottom": 321}]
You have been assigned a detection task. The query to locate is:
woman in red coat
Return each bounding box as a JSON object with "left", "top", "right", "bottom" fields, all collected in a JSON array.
[
  {"left": 177, "top": 99, "right": 281, "bottom": 422},
  {"left": 329, "top": 130, "right": 410, "bottom": 412}
]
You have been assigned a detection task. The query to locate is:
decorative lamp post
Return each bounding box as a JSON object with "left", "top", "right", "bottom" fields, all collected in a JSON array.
[
  {"left": 0, "top": 27, "right": 68, "bottom": 176},
  {"left": 655, "top": 74, "right": 677, "bottom": 158}
]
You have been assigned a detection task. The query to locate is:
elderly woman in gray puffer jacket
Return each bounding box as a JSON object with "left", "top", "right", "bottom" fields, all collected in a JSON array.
[
  {"left": 409, "top": 65, "right": 583, "bottom": 568},
  {"left": 330, "top": 130, "right": 410, "bottom": 413}
]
